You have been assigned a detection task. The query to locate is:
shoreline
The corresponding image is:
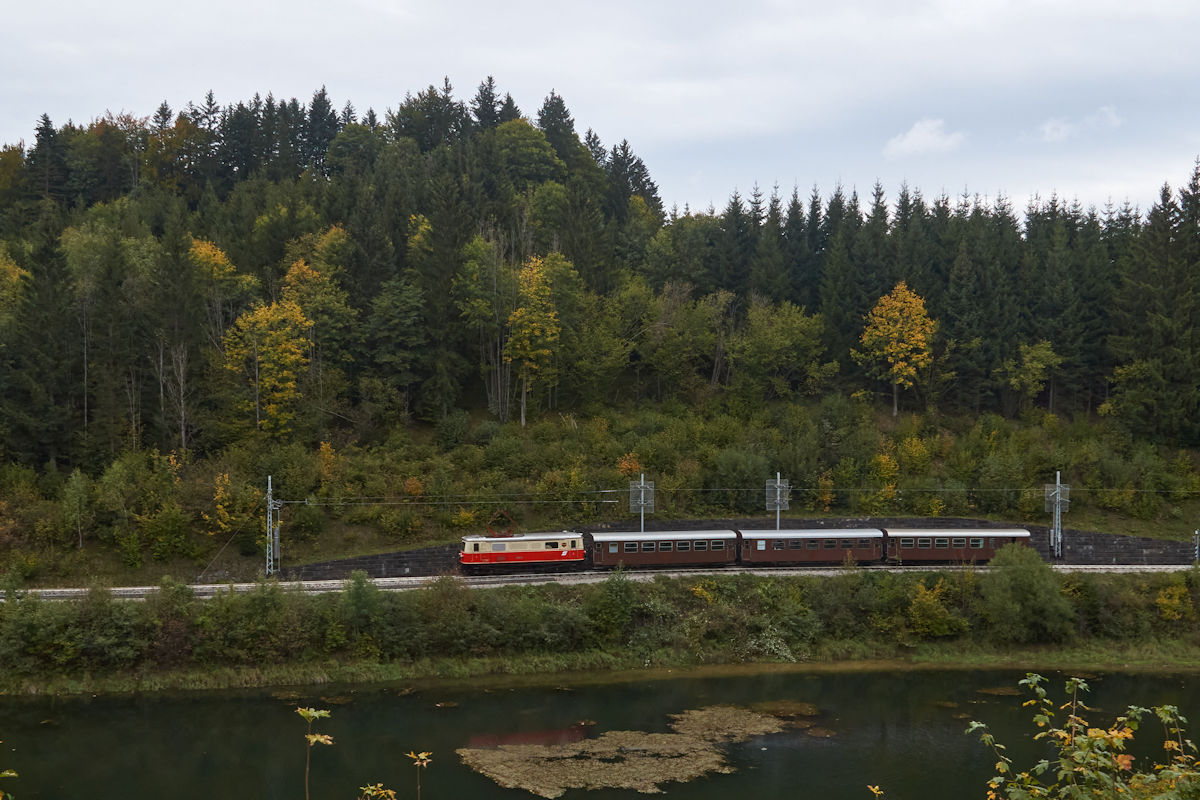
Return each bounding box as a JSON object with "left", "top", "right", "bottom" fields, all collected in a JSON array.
[{"left": 5, "top": 639, "right": 1199, "bottom": 698}]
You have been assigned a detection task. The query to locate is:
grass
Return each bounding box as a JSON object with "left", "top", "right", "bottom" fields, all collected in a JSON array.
[{"left": 5, "top": 637, "right": 1200, "bottom": 698}]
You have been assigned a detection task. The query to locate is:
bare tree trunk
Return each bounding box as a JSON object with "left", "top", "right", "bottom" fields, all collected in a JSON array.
[
  {"left": 168, "top": 343, "right": 189, "bottom": 451},
  {"left": 520, "top": 372, "right": 528, "bottom": 428},
  {"left": 80, "top": 312, "right": 91, "bottom": 432},
  {"left": 252, "top": 339, "right": 261, "bottom": 428},
  {"left": 893, "top": 382, "right": 899, "bottom": 417},
  {"left": 125, "top": 365, "right": 142, "bottom": 442}
]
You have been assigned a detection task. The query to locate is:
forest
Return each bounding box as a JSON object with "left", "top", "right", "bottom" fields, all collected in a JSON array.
[{"left": 1, "top": 77, "right": 1200, "bottom": 581}]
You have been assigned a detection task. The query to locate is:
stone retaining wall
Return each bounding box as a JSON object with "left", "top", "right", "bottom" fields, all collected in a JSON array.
[{"left": 284, "top": 545, "right": 458, "bottom": 581}]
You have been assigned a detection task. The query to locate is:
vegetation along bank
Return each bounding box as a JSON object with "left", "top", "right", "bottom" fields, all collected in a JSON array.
[{"left": 3, "top": 547, "right": 1200, "bottom": 695}]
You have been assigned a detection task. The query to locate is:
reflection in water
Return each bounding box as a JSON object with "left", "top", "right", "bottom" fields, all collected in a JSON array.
[
  {"left": 1, "top": 670, "right": 1196, "bottom": 800},
  {"left": 467, "top": 724, "right": 593, "bottom": 747}
]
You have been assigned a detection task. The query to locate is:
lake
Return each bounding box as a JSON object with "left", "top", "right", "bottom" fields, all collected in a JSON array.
[{"left": 3, "top": 667, "right": 1196, "bottom": 799}]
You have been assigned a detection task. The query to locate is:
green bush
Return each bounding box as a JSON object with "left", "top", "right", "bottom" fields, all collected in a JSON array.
[
  {"left": 288, "top": 500, "right": 327, "bottom": 541},
  {"left": 979, "top": 543, "right": 1075, "bottom": 643}
]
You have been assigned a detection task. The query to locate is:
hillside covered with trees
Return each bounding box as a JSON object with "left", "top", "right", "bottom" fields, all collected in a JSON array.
[{"left": 1, "top": 78, "right": 1199, "bottom": 582}]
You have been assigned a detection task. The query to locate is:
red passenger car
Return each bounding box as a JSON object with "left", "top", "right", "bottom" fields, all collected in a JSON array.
[
  {"left": 589, "top": 530, "right": 739, "bottom": 568},
  {"left": 460, "top": 532, "right": 586, "bottom": 573},
  {"left": 739, "top": 529, "right": 885, "bottom": 565},
  {"left": 884, "top": 528, "right": 1030, "bottom": 563}
]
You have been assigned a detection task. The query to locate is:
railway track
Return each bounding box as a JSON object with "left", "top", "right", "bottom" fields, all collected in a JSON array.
[{"left": 9, "top": 562, "right": 1196, "bottom": 601}]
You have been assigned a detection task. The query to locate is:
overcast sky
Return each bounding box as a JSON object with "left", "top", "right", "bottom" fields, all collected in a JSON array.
[{"left": 3, "top": 0, "right": 1198, "bottom": 216}]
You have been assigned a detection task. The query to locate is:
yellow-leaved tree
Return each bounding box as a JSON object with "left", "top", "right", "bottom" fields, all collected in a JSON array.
[
  {"left": 188, "top": 238, "right": 258, "bottom": 352},
  {"left": 852, "top": 281, "right": 936, "bottom": 417},
  {"left": 222, "top": 300, "right": 310, "bottom": 435},
  {"left": 0, "top": 247, "right": 29, "bottom": 335},
  {"left": 504, "top": 256, "right": 560, "bottom": 428}
]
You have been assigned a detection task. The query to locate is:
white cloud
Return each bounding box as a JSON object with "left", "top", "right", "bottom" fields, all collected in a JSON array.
[
  {"left": 1040, "top": 118, "right": 1077, "bottom": 142},
  {"left": 883, "top": 119, "right": 966, "bottom": 159},
  {"left": 1038, "top": 105, "right": 1122, "bottom": 143}
]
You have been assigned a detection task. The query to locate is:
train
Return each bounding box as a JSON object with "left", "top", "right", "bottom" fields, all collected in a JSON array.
[{"left": 459, "top": 527, "right": 1032, "bottom": 573}]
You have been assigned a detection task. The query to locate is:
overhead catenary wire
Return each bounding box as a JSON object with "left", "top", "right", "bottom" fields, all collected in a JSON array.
[{"left": 274, "top": 483, "right": 1188, "bottom": 507}]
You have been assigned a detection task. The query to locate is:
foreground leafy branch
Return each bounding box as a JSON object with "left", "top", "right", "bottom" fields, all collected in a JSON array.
[
  {"left": 968, "top": 673, "right": 1200, "bottom": 799},
  {"left": 0, "top": 738, "right": 15, "bottom": 800}
]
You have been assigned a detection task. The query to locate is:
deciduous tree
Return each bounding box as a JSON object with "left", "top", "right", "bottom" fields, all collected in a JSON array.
[
  {"left": 504, "top": 256, "right": 560, "bottom": 427},
  {"left": 222, "top": 300, "right": 310, "bottom": 435},
  {"left": 853, "top": 281, "right": 936, "bottom": 416}
]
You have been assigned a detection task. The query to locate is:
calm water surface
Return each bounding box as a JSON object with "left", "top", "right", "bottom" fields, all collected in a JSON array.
[{"left": 3, "top": 669, "right": 1196, "bottom": 799}]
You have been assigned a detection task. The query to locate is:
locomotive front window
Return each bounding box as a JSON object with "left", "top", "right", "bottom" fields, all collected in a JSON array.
[
  {"left": 934, "top": 538, "right": 949, "bottom": 549},
  {"left": 659, "top": 542, "right": 673, "bottom": 551},
  {"left": 677, "top": 541, "right": 691, "bottom": 551},
  {"left": 917, "top": 538, "right": 932, "bottom": 549},
  {"left": 641, "top": 542, "right": 656, "bottom": 552},
  {"left": 623, "top": 542, "right": 638, "bottom": 553},
  {"left": 772, "top": 540, "right": 785, "bottom": 550},
  {"left": 970, "top": 538, "right": 985, "bottom": 549},
  {"left": 899, "top": 538, "right": 915, "bottom": 548},
  {"left": 951, "top": 537, "right": 966, "bottom": 548},
  {"left": 694, "top": 541, "right": 708, "bottom": 551}
]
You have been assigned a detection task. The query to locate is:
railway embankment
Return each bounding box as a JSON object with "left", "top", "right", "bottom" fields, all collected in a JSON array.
[{"left": 282, "top": 518, "right": 1198, "bottom": 581}]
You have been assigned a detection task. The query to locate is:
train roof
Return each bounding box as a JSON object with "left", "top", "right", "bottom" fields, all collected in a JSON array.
[
  {"left": 461, "top": 531, "right": 581, "bottom": 542},
  {"left": 589, "top": 530, "right": 738, "bottom": 542},
  {"left": 740, "top": 529, "right": 884, "bottom": 539},
  {"left": 883, "top": 528, "right": 1031, "bottom": 538}
]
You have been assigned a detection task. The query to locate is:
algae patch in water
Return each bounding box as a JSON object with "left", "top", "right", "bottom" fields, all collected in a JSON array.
[
  {"left": 749, "top": 699, "right": 820, "bottom": 718},
  {"left": 457, "top": 705, "right": 792, "bottom": 797}
]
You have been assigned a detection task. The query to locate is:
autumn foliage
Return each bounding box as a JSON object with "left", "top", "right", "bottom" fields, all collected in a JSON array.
[{"left": 852, "top": 281, "right": 935, "bottom": 416}]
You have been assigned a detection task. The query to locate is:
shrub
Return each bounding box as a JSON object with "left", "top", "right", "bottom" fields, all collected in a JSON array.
[
  {"left": 907, "top": 577, "right": 967, "bottom": 639},
  {"left": 434, "top": 409, "right": 470, "bottom": 450},
  {"left": 979, "top": 544, "right": 1074, "bottom": 643},
  {"left": 288, "top": 500, "right": 327, "bottom": 541},
  {"left": 585, "top": 569, "right": 635, "bottom": 645}
]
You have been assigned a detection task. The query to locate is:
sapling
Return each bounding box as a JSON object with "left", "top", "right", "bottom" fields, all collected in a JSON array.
[
  {"left": 406, "top": 750, "right": 432, "bottom": 800},
  {"left": 296, "top": 707, "right": 332, "bottom": 800}
]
